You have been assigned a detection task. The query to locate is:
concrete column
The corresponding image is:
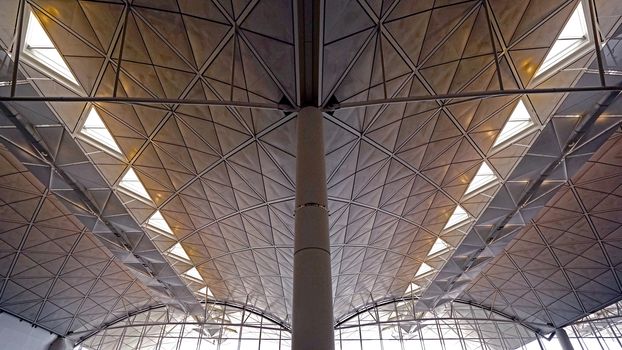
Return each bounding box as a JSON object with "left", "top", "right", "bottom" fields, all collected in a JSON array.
[
  {"left": 292, "top": 107, "right": 334, "bottom": 350},
  {"left": 556, "top": 328, "right": 574, "bottom": 350},
  {"left": 48, "top": 337, "right": 73, "bottom": 350}
]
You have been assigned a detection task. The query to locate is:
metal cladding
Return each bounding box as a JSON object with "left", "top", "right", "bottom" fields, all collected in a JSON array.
[{"left": 0, "top": 0, "right": 621, "bottom": 345}]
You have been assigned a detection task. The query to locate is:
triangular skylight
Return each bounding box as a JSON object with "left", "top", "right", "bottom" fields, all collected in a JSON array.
[
  {"left": 536, "top": 3, "right": 589, "bottom": 75},
  {"left": 184, "top": 267, "right": 203, "bottom": 281},
  {"left": 81, "top": 108, "right": 122, "bottom": 153},
  {"left": 119, "top": 168, "right": 151, "bottom": 200},
  {"left": 465, "top": 162, "right": 497, "bottom": 195},
  {"left": 444, "top": 205, "right": 469, "bottom": 230},
  {"left": 493, "top": 100, "right": 533, "bottom": 147},
  {"left": 404, "top": 283, "right": 420, "bottom": 295},
  {"left": 415, "top": 263, "right": 433, "bottom": 277},
  {"left": 428, "top": 238, "right": 449, "bottom": 257},
  {"left": 198, "top": 286, "right": 214, "bottom": 298},
  {"left": 24, "top": 11, "right": 78, "bottom": 84},
  {"left": 147, "top": 210, "right": 173, "bottom": 235},
  {"left": 168, "top": 243, "right": 190, "bottom": 261}
]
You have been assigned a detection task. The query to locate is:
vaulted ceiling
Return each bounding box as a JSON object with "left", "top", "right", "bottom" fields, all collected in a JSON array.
[{"left": 0, "top": 0, "right": 621, "bottom": 342}]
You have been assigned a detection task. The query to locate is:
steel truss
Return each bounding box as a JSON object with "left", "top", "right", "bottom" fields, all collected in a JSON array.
[
  {"left": 1, "top": 0, "right": 622, "bottom": 346},
  {"left": 0, "top": 0, "right": 617, "bottom": 112}
]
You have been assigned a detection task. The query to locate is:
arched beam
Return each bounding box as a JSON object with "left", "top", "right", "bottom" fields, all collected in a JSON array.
[
  {"left": 71, "top": 299, "right": 291, "bottom": 345},
  {"left": 333, "top": 296, "right": 547, "bottom": 334}
]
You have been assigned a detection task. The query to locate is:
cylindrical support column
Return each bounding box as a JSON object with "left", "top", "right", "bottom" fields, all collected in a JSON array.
[
  {"left": 556, "top": 328, "right": 575, "bottom": 350},
  {"left": 292, "top": 107, "right": 334, "bottom": 350},
  {"left": 48, "top": 337, "right": 73, "bottom": 350}
]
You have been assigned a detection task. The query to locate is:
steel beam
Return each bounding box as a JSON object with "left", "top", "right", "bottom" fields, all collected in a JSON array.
[
  {"left": 0, "top": 96, "right": 292, "bottom": 110},
  {"left": 297, "top": 0, "right": 322, "bottom": 106},
  {"left": 327, "top": 86, "right": 622, "bottom": 110},
  {"left": 3, "top": 86, "right": 622, "bottom": 112}
]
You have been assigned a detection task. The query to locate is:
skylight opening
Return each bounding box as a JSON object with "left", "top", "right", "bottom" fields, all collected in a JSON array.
[
  {"left": 147, "top": 210, "right": 174, "bottom": 236},
  {"left": 119, "top": 168, "right": 151, "bottom": 200},
  {"left": 415, "top": 263, "right": 433, "bottom": 277},
  {"left": 492, "top": 100, "right": 534, "bottom": 148},
  {"left": 443, "top": 205, "right": 469, "bottom": 230},
  {"left": 81, "top": 108, "right": 122, "bottom": 153},
  {"left": 23, "top": 11, "right": 79, "bottom": 84},
  {"left": 536, "top": 3, "right": 589, "bottom": 75},
  {"left": 167, "top": 242, "right": 190, "bottom": 262},
  {"left": 404, "top": 283, "right": 420, "bottom": 295},
  {"left": 184, "top": 267, "right": 203, "bottom": 281},
  {"left": 428, "top": 238, "right": 450, "bottom": 257},
  {"left": 198, "top": 286, "right": 214, "bottom": 298},
  {"left": 464, "top": 162, "right": 497, "bottom": 195}
]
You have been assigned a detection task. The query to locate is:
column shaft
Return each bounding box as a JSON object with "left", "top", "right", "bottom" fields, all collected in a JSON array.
[
  {"left": 48, "top": 337, "right": 73, "bottom": 350},
  {"left": 556, "top": 328, "right": 575, "bottom": 350},
  {"left": 292, "top": 107, "right": 334, "bottom": 350}
]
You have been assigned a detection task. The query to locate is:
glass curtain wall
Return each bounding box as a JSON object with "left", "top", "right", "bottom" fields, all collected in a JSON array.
[
  {"left": 74, "top": 303, "right": 290, "bottom": 350},
  {"left": 75, "top": 299, "right": 622, "bottom": 350}
]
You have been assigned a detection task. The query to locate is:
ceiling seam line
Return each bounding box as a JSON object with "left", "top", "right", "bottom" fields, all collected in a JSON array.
[
  {"left": 532, "top": 223, "right": 589, "bottom": 316},
  {"left": 319, "top": 30, "right": 377, "bottom": 107},
  {"left": 504, "top": 250, "right": 560, "bottom": 327},
  {"left": 324, "top": 113, "right": 462, "bottom": 208},
  {"left": 0, "top": 187, "right": 49, "bottom": 300},
  {"left": 568, "top": 182, "right": 622, "bottom": 292},
  {"left": 154, "top": 113, "right": 297, "bottom": 226},
  {"left": 32, "top": 227, "right": 89, "bottom": 324},
  {"left": 177, "top": 196, "right": 294, "bottom": 245},
  {"left": 0, "top": 103, "right": 202, "bottom": 319},
  {"left": 112, "top": 26, "right": 236, "bottom": 169}
]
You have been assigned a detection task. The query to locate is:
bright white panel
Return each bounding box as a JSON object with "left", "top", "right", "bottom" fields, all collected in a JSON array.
[
  {"left": 428, "top": 238, "right": 449, "bottom": 257},
  {"left": 147, "top": 210, "right": 174, "bottom": 235},
  {"left": 465, "top": 162, "right": 497, "bottom": 195},
  {"left": 536, "top": 3, "right": 589, "bottom": 74},
  {"left": 444, "top": 205, "right": 469, "bottom": 230},
  {"left": 415, "top": 263, "right": 433, "bottom": 277},
  {"left": 493, "top": 100, "right": 533, "bottom": 147},
  {"left": 119, "top": 168, "right": 151, "bottom": 200},
  {"left": 184, "top": 267, "right": 203, "bottom": 281},
  {"left": 168, "top": 242, "right": 190, "bottom": 261},
  {"left": 81, "top": 108, "right": 122, "bottom": 153},
  {"left": 24, "top": 11, "right": 78, "bottom": 84}
]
